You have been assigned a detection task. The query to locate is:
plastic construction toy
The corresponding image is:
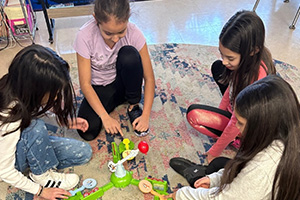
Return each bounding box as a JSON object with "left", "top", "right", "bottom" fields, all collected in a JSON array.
[
  {"left": 119, "top": 138, "right": 135, "bottom": 161},
  {"left": 144, "top": 176, "right": 170, "bottom": 199},
  {"left": 67, "top": 139, "right": 172, "bottom": 200},
  {"left": 69, "top": 178, "right": 97, "bottom": 196},
  {"left": 139, "top": 180, "right": 167, "bottom": 200}
]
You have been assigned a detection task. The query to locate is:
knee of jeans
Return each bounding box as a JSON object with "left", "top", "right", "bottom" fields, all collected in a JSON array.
[
  {"left": 85, "top": 143, "right": 93, "bottom": 161},
  {"left": 79, "top": 142, "right": 93, "bottom": 164},
  {"left": 22, "top": 119, "right": 48, "bottom": 140}
]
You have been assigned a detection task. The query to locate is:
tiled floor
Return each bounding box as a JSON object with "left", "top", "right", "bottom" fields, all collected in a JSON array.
[{"left": 0, "top": 0, "right": 299, "bottom": 79}]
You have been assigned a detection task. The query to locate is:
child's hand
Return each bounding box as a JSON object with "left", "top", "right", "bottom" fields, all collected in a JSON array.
[
  {"left": 132, "top": 114, "right": 149, "bottom": 134},
  {"left": 40, "top": 187, "right": 71, "bottom": 199},
  {"left": 203, "top": 152, "right": 216, "bottom": 164},
  {"left": 194, "top": 176, "right": 210, "bottom": 188},
  {"left": 164, "top": 191, "right": 176, "bottom": 199},
  {"left": 101, "top": 115, "right": 124, "bottom": 136},
  {"left": 68, "top": 117, "right": 89, "bottom": 132}
]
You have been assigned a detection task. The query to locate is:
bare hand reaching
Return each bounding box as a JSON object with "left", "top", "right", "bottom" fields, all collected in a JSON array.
[
  {"left": 40, "top": 187, "right": 71, "bottom": 200},
  {"left": 68, "top": 117, "right": 89, "bottom": 132},
  {"left": 132, "top": 114, "right": 149, "bottom": 134},
  {"left": 101, "top": 114, "right": 124, "bottom": 136}
]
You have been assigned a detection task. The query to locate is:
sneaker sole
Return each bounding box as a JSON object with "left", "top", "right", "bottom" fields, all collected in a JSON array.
[{"left": 134, "top": 129, "right": 149, "bottom": 137}]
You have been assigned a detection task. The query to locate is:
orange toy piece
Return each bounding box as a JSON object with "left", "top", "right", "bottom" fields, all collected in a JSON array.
[{"left": 138, "top": 180, "right": 167, "bottom": 200}]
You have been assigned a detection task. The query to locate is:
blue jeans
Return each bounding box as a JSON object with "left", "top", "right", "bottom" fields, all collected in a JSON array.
[{"left": 15, "top": 119, "right": 92, "bottom": 175}]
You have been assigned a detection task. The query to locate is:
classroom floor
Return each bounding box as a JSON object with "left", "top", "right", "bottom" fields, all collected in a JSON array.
[{"left": 0, "top": 0, "right": 299, "bottom": 78}]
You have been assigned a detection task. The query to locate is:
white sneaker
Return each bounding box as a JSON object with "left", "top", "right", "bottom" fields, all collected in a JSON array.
[{"left": 29, "top": 169, "right": 79, "bottom": 190}]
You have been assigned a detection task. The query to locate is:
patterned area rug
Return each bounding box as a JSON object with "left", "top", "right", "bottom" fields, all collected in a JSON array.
[{"left": 1, "top": 43, "right": 299, "bottom": 200}]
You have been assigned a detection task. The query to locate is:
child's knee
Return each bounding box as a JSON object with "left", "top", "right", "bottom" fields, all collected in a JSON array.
[
  {"left": 75, "top": 142, "right": 92, "bottom": 165},
  {"left": 118, "top": 46, "right": 141, "bottom": 69},
  {"left": 82, "top": 142, "right": 93, "bottom": 162}
]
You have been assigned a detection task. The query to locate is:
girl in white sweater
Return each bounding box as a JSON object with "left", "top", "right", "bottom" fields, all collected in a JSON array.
[
  {"left": 0, "top": 45, "right": 92, "bottom": 199},
  {"left": 166, "top": 75, "right": 300, "bottom": 200}
]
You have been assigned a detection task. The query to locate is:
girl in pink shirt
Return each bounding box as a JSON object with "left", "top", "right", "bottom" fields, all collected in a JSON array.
[
  {"left": 169, "top": 10, "right": 276, "bottom": 186},
  {"left": 74, "top": 0, "right": 155, "bottom": 140}
]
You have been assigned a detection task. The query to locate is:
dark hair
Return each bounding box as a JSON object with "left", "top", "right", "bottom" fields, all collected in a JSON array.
[
  {"left": 94, "top": 0, "right": 130, "bottom": 24},
  {"left": 218, "top": 75, "right": 300, "bottom": 200},
  {"left": 0, "top": 44, "right": 76, "bottom": 135},
  {"left": 219, "top": 10, "right": 276, "bottom": 103}
]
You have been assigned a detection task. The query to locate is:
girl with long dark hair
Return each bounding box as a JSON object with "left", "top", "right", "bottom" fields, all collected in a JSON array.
[
  {"left": 166, "top": 75, "right": 300, "bottom": 200},
  {"left": 0, "top": 44, "right": 92, "bottom": 199}
]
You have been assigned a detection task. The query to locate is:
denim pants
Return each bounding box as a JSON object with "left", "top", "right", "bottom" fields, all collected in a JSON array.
[{"left": 15, "top": 119, "right": 92, "bottom": 175}]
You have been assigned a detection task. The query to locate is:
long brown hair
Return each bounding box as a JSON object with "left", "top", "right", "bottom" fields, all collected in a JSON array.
[
  {"left": 219, "top": 10, "right": 276, "bottom": 103},
  {"left": 218, "top": 75, "right": 300, "bottom": 200},
  {"left": 0, "top": 44, "right": 76, "bottom": 135}
]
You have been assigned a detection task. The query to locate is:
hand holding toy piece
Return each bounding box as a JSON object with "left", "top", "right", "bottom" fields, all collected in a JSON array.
[
  {"left": 69, "top": 178, "right": 97, "bottom": 196},
  {"left": 139, "top": 180, "right": 168, "bottom": 200}
]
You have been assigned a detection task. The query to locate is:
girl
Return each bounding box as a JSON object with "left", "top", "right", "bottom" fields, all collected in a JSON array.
[
  {"left": 170, "top": 10, "right": 277, "bottom": 187},
  {"left": 0, "top": 44, "right": 92, "bottom": 199},
  {"left": 171, "top": 10, "right": 276, "bottom": 168},
  {"left": 74, "top": 0, "right": 155, "bottom": 141},
  {"left": 166, "top": 75, "right": 300, "bottom": 200}
]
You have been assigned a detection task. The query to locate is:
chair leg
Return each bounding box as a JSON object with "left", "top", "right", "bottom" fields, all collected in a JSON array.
[
  {"left": 289, "top": 6, "right": 300, "bottom": 29},
  {"left": 252, "top": 0, "right": 260, "bottom": 12}
]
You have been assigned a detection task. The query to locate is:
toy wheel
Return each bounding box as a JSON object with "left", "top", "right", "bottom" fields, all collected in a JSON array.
[
  {"left": 83, "top": 178, "right": 97, "bottom": 189},
  {"left": 138, "top": 180, "right": 152, "bottom": 193}
]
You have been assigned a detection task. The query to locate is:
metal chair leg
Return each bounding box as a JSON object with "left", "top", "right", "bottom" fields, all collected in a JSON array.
[
  {"left": 253, "top": 0, "right": 260, "bottom": 12},
  {"left": 289, "top": 6, "right": 300, "bottom": 29}
]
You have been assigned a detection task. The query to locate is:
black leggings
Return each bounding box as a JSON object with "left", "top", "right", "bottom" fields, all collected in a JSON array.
[
  {"left": 187, "top": 157, "right": 231, "bottom": 188},
  {"left": 211, "top": 60, "right": 228, "bottom": 95},
  {"left": 205, "top": 157, "right": 231, "bottom": 174},
  {"left": 77, "top": 46, "right": 143, "bottom": 141}
]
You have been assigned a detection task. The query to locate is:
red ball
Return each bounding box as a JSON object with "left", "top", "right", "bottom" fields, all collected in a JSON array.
[{"left": 138, "top": 141, "right": 149, "bottom": 154}]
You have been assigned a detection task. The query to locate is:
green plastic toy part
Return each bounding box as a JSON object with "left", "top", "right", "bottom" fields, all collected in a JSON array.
[
  {"left": 119, "top": 138, "right": 135, "bottom": 158},
  {"left": 112, "top": 142, "right": 120, "bottom": 164},
  {"left": 67, "top": 140, "right": 173, "bottom": 200},
  {"left": 144, "top": 177, "right": 172, "bottom": 200}
]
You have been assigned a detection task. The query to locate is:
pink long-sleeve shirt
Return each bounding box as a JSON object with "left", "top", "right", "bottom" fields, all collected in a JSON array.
[{"left": 208, "top": 62, "right": 268, "bottom": 157}]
